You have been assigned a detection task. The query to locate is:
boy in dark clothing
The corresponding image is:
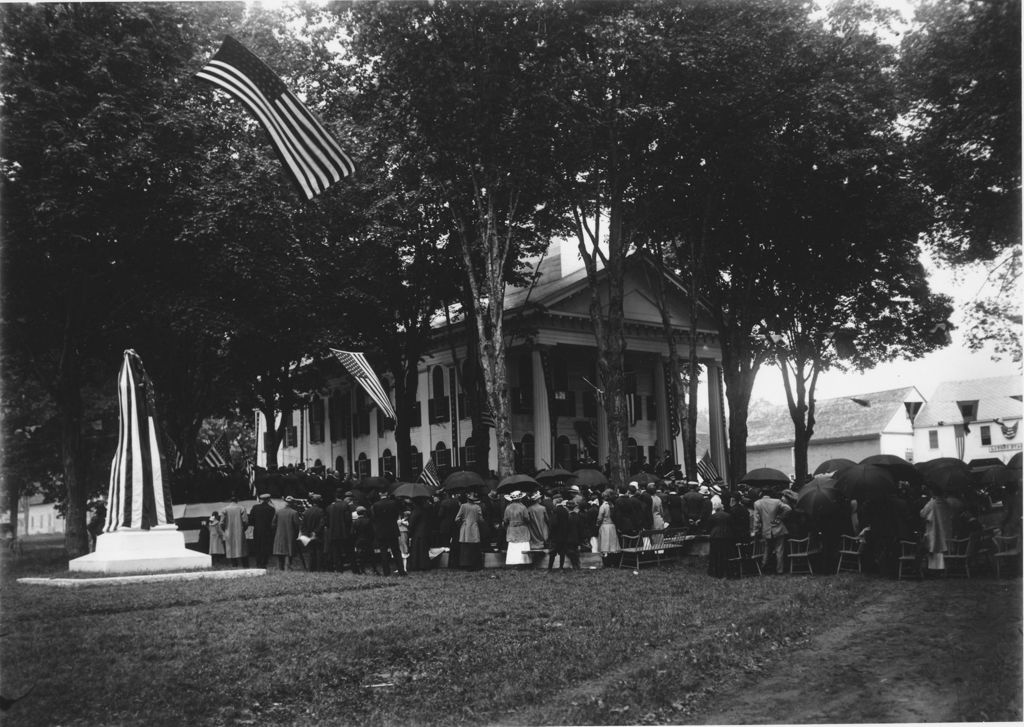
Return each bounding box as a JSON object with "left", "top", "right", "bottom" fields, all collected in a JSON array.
[{"left": 548, "top": 498, "right": 582, "bottom": 570}]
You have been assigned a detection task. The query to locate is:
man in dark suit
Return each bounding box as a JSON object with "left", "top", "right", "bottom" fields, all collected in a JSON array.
[
  {"left": 248, "top": 493, "right": 276, "bottom": 569},
  {"left": 370, "top": 492, "right": 406, "bottom": 576},
  {"left": 300, "top": 493, "right": 325, "bottom": 571},
  {"left": 325, "top": 489, "right": 353, "bottom": 572}
]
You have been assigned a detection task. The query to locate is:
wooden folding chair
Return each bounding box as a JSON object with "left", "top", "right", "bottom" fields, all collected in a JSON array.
[
  {"left": 836, "top": 534, "right": 863, "bottom": 574},
  {"left": 897, "top": 540, "right": 923, "bottom": 580}
]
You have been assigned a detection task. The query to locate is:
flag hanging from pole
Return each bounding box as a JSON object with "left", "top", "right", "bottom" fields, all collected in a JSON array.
[
  {"left": 201, "top": 434, "right": 231, "bottom": 468},
  {"left": 196, "top": 35, "right": 355, "bottom": 200},
  {"left": 696, "top": 449, "right": 721, "bottom": 483},
  {"left": 420, "top": 458, "right": 441, "bottom": 489},
  {"left": 330, "top": 349, "right": 397, "bottom": 421},
  {"left": 104, "top": 350, "right": 175, "bottom": 532}
]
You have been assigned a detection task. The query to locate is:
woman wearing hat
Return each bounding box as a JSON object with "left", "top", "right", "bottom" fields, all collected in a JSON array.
[
  {"left": 502, "top": 491, "right": 532, "bottom": 566},
  {"left": 455, "top": 492, "right": 485, "bottom": 570},
  {"left": 596, "top": 491, "right": 620, "bottom": 566}
]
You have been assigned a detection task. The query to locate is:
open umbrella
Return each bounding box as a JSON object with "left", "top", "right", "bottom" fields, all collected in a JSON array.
[
  {"left": 835, "top": 464, "right": 897, "bottom": 502},
  {"left": 739, "top": 467, "right": 790, "bottom": 488},
  {"left": 1008, "top": 452, "right": 1022, "bottom": 470},
  {"left": 355, "top": 476, "right": 389, "bottom": 492},
  {"left": 859, "top": 454, "right": 922, "bottom": 487},
  {"left": 570, "top": 468, "right": 609, "bottom": 488},
  {"left": 442, "top": 470, "right": 485, "bottom": 491},
  {"left": 392, "top": 481, "right": 435, "bottom": 499},
  {"left": 497, "top": 473, "right": 539, "bottom": 494},
  {"left": 916, "top": 457, "right": 967, "bottom": 475},
  {"left": 922, "top": 461, "right": 972, "bottom": 495},
  {"left": 968, "top": 457, "right": 1006, "bottom": 471},
  {"left": 535, "top": 468, "right": 574, "bottom": 484},
  {"left": 795, "top": 477, "right": 842, "bottom": 520},
  {"left": 812, "top": 458, "right": 856, "bottom": 477}
]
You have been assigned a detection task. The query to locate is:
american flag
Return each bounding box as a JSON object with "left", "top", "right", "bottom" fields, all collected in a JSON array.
[
  {"left": 419, "top": 458, "right": 441, "bottom": 489},
  {"left": 202, "top": 434, "right": 231, "bottom": 469},
  {"left": 330, "top": 349, "right": 397, "bottom": 421},
  {"left": 696, "top": 449, "right": 721, "bottom": 483},
  {"left": 103, "top": 350, "right": 175, "bottom": 531},
  {"left": 196, "top": 36, "right": 355, "bottom": 200},
  {"left": 480, "top": 403, "right": 496, "bottom": 429}
]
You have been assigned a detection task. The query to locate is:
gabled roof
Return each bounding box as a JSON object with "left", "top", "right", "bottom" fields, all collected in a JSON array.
[
  {"left": 747, "top": 387, "right": 920, "bottom": 448},
  {"left": 914, "top": 375, "right": 1023, "bottom": 427}
]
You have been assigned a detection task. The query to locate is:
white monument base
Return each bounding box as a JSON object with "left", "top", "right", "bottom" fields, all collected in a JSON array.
[{"left": 69, "top": 525, "right": 211, "bottom": 574}]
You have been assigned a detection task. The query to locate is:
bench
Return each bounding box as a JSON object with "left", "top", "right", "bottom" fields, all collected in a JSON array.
[{"left": 618, "top": 528, "right": 691, "bottom": 570}]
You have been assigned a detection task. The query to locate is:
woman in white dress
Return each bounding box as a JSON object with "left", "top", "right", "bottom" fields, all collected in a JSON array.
[
  {"left": 596, "top": 491, "right": 620, "bottom": 566},
  {"left": 502, "top": 491, "right": 532, "bottom": 566}
]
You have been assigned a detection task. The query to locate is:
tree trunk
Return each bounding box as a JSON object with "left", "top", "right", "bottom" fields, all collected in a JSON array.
[
  {"left": 721, "top": 335, "right": 761, "bottom": 482},
  {"left": 59, "top": 368, "right": 89, "bottom": 558}
]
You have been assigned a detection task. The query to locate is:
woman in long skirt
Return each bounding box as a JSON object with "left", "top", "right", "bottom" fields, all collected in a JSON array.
[
  {"left": 502, "top": 491, "right": 532, "bottom": 566},
  {"left": 208, "top": 512, "right": 226, "bottom": 560},
  {"left": 456, "top": 492, "right": 485, "bottom": 570},
  {"left": 596, "top": 492, "right": 620, "bottom": 566}
]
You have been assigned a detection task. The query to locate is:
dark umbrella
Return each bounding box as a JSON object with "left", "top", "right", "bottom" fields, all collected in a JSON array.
[
  {"left": 570, "top": 468, "right": 609, "bottom": 488},
  {"left": 812, "top": 458, "right": 857, "bottom": 477},
  {"left": 355, "top": 476, "right": 389, "bottom": 492},
  {"left": 1008, "top": 452, "right": 1022, "bottom": 470},
  {"left": 859, "top": 454, "right": 923, "bottom": 487},
  {"left": 922, "top": 462, "right": 972, "bottom": 495},
  {"left": 916, "top": 457, "right": 967, "bottom": 475},
  {"left": 442, "top": 470, "right": 485, "bottom": 491},
  {"left": 795, "top": 477, "right": 842, "bottom": 520},
  {"left": 968, "top": 457, "right": 1006, "bottom": 471},
  {"left": 739, "top": 467, "right": 791, "bottom": 488},
  {"left": 535, "top": 468, "right": 574, "bottom": 484},
  {"left": 835, "top": 464, "right": 897, "bottom": 502},
  {"left": 392, "top": 481, "right": 435, "bottom": 499},
  {"left": 497, "top": 473, "right": 539, "bottom": 494}
]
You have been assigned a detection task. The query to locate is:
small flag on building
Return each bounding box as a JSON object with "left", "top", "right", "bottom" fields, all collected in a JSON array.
[
  {"left": 330, "top": 349, "right": 396, "bottom": 421},
  {"left": 196, "top": 35, "right": 355, "bottom": 200},
  {"left": 201, "top": 434, "right": 231, "bottom": 469},
  {"left": 419, "top": 458, "right": 441, "bottom": 489},
  {"left": 696, "top": 449, "right": 721, "bottom": 483}
]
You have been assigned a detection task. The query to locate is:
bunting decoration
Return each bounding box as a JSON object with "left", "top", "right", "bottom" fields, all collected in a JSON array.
[
  {"left": 665, "top": 364, "right": 680, "bottom": 437},
  {"left": 103, "top": 350, "right": 175, "bottom": 532}
]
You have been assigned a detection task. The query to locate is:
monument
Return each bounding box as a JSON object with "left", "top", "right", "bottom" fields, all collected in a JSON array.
[{"left": 70, "top": 350, "right": 211, "bottom": 574}]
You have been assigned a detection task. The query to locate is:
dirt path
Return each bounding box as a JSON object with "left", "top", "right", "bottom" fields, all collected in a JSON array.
[{"left": 697, "top": 578, "right": 1022, "bottom": 724}]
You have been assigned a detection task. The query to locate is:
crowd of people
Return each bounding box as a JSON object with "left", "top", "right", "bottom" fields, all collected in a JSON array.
[{"left": 187, "top": 457, "right": 1024, "bottom": 578}]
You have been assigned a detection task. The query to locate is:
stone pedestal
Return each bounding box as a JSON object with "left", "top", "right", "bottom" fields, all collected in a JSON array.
[{"left": 69, "top": 525, "right": 211, "bottom": 574}]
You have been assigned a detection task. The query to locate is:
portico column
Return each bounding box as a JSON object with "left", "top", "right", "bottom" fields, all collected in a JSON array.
[
  {"left": 706, "top": 361, "right": 730, "bottom": 483},
  {"left": 654, "top": 358, "right": 672, "bottom": 458},
  {"left": 531, "top": 349, "right": 553, "bottom": 471}
]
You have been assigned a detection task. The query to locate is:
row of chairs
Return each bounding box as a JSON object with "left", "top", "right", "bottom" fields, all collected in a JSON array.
[
  {"left": 728, "top": 532, "right": 1022, "bottom": 579},
  {"left": 728, "top": 535, "right": 828, "bottom": 577},
  {"left": 897, "top": 531, "right": 1021, "bottom": 580}
]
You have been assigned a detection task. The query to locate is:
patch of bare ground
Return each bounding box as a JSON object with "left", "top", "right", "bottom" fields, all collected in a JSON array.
[{"left": 696, "top": 577, "right": 1022, "bottom": 724}]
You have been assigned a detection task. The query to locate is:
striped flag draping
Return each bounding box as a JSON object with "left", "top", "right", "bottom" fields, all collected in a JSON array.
[
  {"left": 196, "top": 35, "right": 355, "bottom": 201},
  {"left": 696, "top": 449, "right": 721, "bottom": 484},
  {"left": 330, "top": 349, "right": 397, "bottom": 421},
  {"left": 103, "top": 350, "right": 175, "bottom": 532},
  {"left": 419, "top": 458, "right": 441, "bottom": 489},
  {"left": 201, "top": 434, "right": 231, "bottom": 468},
  {"left": 479, "top": 403, "right": 496, "bottom": 429}
]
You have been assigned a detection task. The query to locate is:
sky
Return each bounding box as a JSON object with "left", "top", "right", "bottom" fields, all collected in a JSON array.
[{"left": 749, "top": 255, "right": 1023, "bottom": 407}]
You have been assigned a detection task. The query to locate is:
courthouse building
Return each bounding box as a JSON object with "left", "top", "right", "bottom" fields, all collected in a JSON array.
[{"left": 255, "top": 241, "right": 730, "bottom": 482}]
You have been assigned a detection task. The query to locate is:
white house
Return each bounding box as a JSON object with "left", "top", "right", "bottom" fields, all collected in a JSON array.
[
  {"left": 256, "top": 241, "right": 731, "bottom": 482},
  {"left": 912, "top": 375, "right": 1023, "bottom": 464},
  {"left": 745, "top": 387, "right": 926, "bottom": 474}
]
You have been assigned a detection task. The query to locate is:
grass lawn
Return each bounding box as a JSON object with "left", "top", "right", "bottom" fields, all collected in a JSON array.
[{"left": 1, "top": 535, "right": 1020, "bottom": 726}]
